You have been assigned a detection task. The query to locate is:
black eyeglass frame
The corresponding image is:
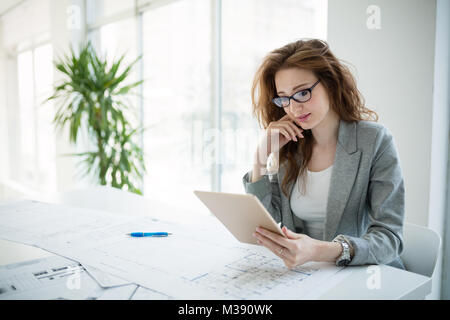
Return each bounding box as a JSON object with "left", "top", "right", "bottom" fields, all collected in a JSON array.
[{"left": 272, "top": 79, "right": 321, "bottom": 108}]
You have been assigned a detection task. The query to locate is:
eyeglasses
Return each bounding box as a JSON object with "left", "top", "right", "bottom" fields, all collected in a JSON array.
[{"left": 272, "top": 79, "right": 321, "bottom": 108}]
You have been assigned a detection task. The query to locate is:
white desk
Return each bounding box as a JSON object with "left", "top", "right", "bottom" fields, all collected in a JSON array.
[
  {"left": 0, "top": 190, "right": 432, "bottom": 300},
  {"left": 0, "top": 239, "right": 431, "bottom": 300}
]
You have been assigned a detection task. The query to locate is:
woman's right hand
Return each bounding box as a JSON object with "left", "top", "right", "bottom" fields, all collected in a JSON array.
[{"left": 255, "top": 114, "right": 305, "bottom": 163}]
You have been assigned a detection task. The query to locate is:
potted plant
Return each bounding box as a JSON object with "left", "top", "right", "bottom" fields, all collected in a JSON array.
[{"left": 47, "top": 42, "right": 146, "bottom": 194}]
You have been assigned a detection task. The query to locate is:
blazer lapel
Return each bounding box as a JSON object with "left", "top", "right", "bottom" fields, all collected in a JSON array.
[
  {"left": 276, "top": 120, "right": 361, "bottom": 238},
  {"left": 324, "top": 120, "right": 361, "bottom": 240}
]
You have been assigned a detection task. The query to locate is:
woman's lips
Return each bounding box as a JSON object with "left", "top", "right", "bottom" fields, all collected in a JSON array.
[{"left": 297, "top": 113, "right": 311, "bottom": 122}]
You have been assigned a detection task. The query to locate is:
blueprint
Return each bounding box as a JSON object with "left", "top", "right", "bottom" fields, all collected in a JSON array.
[
  {"left": 0, "top": 255, "right": 136, "bottom": 300},
  {"left": 0, "top": 200, "right": 344, "bottom": 299},
  {"left": 130, "top": 286, "right": 173, "bottom": 300},
  {"left": 0, "top": 200, "right": 134, "bottom": 288}
]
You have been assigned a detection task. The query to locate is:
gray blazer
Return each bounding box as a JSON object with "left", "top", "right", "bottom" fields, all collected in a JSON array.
[{"left": 242, "top": 119, "right": 405, "bottom": 269}]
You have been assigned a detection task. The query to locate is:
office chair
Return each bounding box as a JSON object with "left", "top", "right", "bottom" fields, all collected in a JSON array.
[{"left": 399, "top": 222, "right": 441, "bottom": 277}]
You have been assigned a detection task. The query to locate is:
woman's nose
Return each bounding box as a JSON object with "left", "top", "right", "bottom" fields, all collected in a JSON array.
[{"left": 289, "top": 99, "right": 304, "bottom": 112}]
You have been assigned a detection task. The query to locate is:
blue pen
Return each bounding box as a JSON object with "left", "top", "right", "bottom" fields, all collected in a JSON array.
[{"left": 126, "top": 232, "right": 172, "bottom": 237}]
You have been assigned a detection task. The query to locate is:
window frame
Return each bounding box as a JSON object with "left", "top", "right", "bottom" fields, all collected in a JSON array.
[
  {"left": 10, "top": 40, "right": 56, "bottom": 191},
  {"left": 86, "top": 0, "right": 224, "bottom": 193},
  {"left": 86, "top": 0, "right": 327, "bottom": 194}
]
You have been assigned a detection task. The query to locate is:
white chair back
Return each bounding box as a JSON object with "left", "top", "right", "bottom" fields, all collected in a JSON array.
[{"left": 400, "top": 222, "right": 441, "bottom": 277}]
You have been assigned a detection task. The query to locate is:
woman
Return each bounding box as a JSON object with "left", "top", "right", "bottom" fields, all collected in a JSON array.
[{"left": 243, "top": 39, "right": 405, "bottom": 270}]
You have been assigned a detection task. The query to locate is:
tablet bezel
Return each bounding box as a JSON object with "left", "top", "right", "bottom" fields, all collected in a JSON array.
[{"left": 193, "top": 190, "right": 286, "bottom": 245}]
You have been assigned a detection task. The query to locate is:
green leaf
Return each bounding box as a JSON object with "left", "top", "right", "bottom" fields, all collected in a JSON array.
[{"left": 46, "top": 41, "right": 146, "bottom": 194}]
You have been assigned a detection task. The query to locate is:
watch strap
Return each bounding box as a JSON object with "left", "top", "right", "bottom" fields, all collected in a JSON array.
[{"left": 332, "top": 235, "right": 352, "bottom": 266}]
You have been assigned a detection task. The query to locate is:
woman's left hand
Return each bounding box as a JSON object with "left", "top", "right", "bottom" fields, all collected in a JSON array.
[{"left": 253, "top": 226, "right": 320, "bottom": 269}]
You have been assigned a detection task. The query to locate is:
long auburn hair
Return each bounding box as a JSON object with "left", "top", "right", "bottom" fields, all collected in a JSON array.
[{"left": 251, "top": 38, "right": 378, "bottom": 197}]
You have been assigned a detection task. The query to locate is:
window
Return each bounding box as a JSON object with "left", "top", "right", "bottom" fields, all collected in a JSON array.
[
  {"left": 99, "top": 17, "right": 140, "bottom": 129},
  {"left": 221, "top": 0, "right": 328, "bottom": 193},
  {"left": 15, "top": 43, "right": 56, "bottom": 192},
  {"left": 33, "top": 44, "right": 56, "bottom": 192},
  {"left": 86, "top": 0, "right": 328, "bottom": 215},
  {"left": 142, "top": 0, "right": 212, "bottom": 214},
  {"left": 87, "top": 0, "right": 135, "bottom": 27},
  {"left": 0, "top": 0, "right": 56, "bottom": 196}
]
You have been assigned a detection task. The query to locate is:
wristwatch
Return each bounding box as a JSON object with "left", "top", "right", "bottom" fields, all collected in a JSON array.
[{"left": 332, "top": 235, "right": 352, "bottom": 267}]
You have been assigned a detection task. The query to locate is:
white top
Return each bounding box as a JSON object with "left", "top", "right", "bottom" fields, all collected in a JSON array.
[{"left": 290, "top": 165, "right": 333, "bottom": 240}]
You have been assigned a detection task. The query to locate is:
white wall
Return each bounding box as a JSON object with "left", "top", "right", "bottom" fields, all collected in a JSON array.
[
  {"left": 0, "top": 20, "right": 19, "bottom": 194},
  {"left": 0, "top": 23, "right": 9, "bottom": 181},
  {"left": 0, "top": 0, "right": 22, "bottom": 15},
  {"left": 327, "top": 0, "right": 447, "bottom": 299},
  {"left": 432, "top": 0, "right": 450, "bottom": 300}
]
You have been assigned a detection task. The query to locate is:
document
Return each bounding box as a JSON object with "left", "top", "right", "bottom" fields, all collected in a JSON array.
[
  {"left": 0, "top": 255, "right": 136, "bottom": 300},
  {"left": 0, "top": 200, "right": 134, "bottom": 288},
  {"left": 0, "top": 200, "right": 134, "bottom": 247},
  {"left": 90, "top": 283, "right": 138, "bottom": 300},
  {"left": 83, "top": 264, "right": 132, "bottom": 288},
  {"left": 130, "top": 286, "right": 173, "bottom": 300},
  {"left": 0, "top": 200, "right": 345, "bottom": 299}
]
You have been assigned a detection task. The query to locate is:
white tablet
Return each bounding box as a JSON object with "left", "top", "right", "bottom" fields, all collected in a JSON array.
[{"left": 193, "top": 190, "right": 285, "bottom": 245}]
